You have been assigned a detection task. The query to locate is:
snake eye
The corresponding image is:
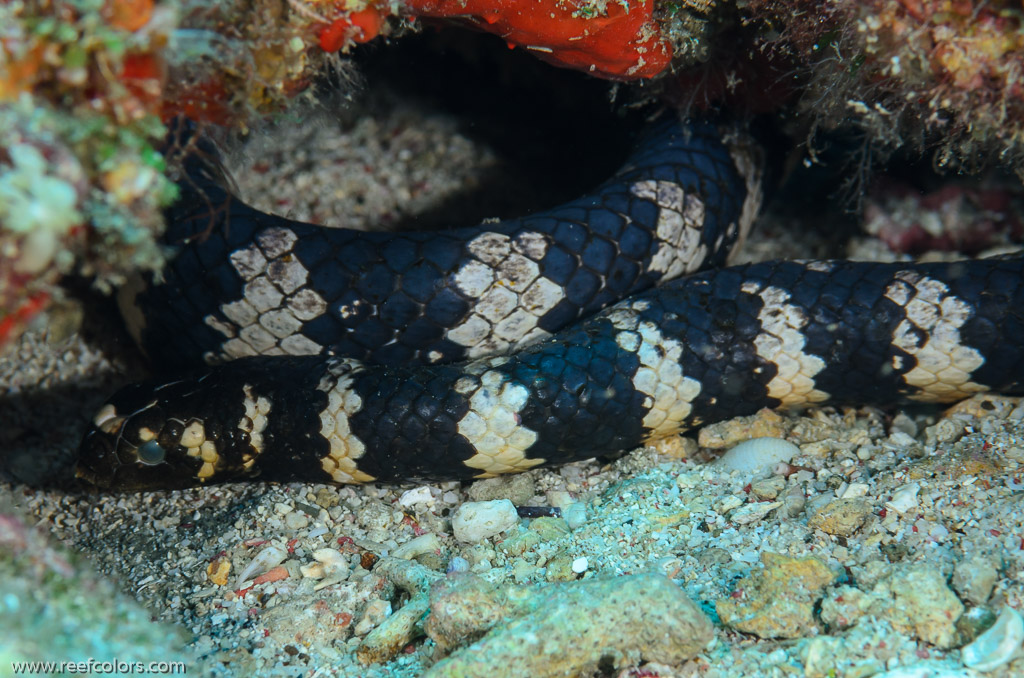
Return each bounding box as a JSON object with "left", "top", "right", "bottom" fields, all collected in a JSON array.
[{"left": 137, "top": 440, "right": 166, "bottom": 466}]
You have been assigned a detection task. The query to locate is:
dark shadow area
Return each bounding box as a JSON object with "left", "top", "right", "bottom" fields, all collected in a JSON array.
[
  {"left": 0, "top": 383, "right": 111, "bottom": 488},
  {"left": 0, "top": 281, "right": 147, "bottom": 490},
  {"left": 342, "top": 25, "right": 653, "bottom": 231}
]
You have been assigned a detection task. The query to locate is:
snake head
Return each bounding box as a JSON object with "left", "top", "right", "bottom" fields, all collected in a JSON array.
[{"left": 76, "top": 374, "right": 263, "bottom": 490}]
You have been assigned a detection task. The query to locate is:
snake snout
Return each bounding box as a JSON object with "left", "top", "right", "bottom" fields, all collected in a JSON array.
[{"left": 76, "top": 381, "right": 210, "bottom": 490}]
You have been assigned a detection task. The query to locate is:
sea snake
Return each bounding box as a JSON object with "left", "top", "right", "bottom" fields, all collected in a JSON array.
[{"left": 75, "top": 117, "right": 1024, "bottom": 490}]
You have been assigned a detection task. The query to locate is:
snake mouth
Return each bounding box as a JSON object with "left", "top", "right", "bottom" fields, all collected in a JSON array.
[{"left": 75, "top": 427, "right": 203, "bottom": 492}]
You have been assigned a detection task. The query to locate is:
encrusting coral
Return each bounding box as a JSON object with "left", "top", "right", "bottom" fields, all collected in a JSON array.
[{"left": 740, "top": 0, "right": 1024, "bottom": 180}]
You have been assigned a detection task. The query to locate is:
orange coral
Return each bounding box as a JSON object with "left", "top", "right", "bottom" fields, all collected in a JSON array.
[
  {"left": 313, "top": 0, "right": 673, "bottom": 80},
  {"left": 320, "top": 6, "right": 387, "bottom": 51},
  {"left": 404, "top": 0, "right": 673, "bottom": 80}
]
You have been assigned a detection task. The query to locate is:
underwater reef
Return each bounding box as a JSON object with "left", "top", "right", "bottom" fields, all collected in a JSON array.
[{"left": 3, "top": 2, "right": 1024, "bottom": 676}]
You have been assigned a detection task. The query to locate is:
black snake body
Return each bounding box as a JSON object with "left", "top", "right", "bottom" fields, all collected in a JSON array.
[{"left": 76, "top": 118, "right": 1024, "bottom": 490}]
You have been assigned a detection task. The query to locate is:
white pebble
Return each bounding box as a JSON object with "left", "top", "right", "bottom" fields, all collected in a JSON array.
[
  {"left": 714, "top": 437, "right": 800, "bottom": 475},
  {"left": 886, "top": 431, "right": 917, "bottom": 448},
  {"left": 390, "top": 533, "right": 442, "bottom": 559},
  {"left": 962, "top": 606, "right": 1024, "bottom": 672},
  {"left": 299, "top": 562, "right": 325, "bottom": 579},
  {"left": 311, "top": 547, "right": 347, "bottom": 570},
  {"left": 451, "top": 499, "right": 520, "bottom": 543},
  {"left": 300, "top": 548, "right": 346, "bottom": 577},
  {"left": 309, "top": 548, "right": 349, "bottom": 590},
  {"left": 398, "top": 486, "right": 435, "bottom": 508},
  {"left": 839, "top": 482, "right": 870, "bottom": 499},
  {"left": 885, "top": 482, "right": 920, "bottom": 514},
  {"left": 729, "top": 501, "right": 782, "bottom": 525},
  {"left": 571, "top": 557, "right": 589, "bottom": 574},
  {"left": 284, "top": 511, "right": 309, "bottom": 529}
]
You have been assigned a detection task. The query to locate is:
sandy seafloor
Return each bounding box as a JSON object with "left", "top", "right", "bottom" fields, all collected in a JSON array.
[{"left": 2, "top": 88, "right": 1024, "bottom": 678}]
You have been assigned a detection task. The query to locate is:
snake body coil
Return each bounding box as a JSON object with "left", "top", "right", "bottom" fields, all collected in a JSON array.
[{"left": 76, "top": 119, "right": 1024, "bottom": 490}]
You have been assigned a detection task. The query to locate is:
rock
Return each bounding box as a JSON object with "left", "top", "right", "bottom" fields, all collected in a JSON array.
[
  {"left": 778, "top": 483, "right": 807, "bottom": 518},
  {"left": 206, "top": 556, "right": 230, "bottom": 586},
  {"left": 544, "top": 550, "right": 578, "bottom": 582},
  {"left": 882, "top": 565, "right": 963, "bottom": 648},
  {"left": 284, "top": 510, "right": 309, "bottom": 530},
  {"left": 698, "top": 409, "right": 792, "bottom": 448},
  {"left": 807, "top": 497, "right": 873, "bottom": 537},
  {"left": 300, "top": 548, "right": 349, "bottom": 591},
  {"left": 838, "top": 482, "right": 869, "bottom": 499},
  {"left": 952, "top": 555, "right": 999, "bottom": 606},
  {"left": 956, "top": 606, "right": 998, "bottom": 645},
  {"left": 697, "top": 547, "right": 732, "bottom": 567},
  {"left": 944, "top": 394, "right": 1023, "bottom": 420},
  {"left": 820, "top": 585, "right": 870, "bottom": 630},
  {"left": 528, "top": 516, "right": 569, "bottom": 541},
  {"left": 824, "top": 564, "right": 964, "bottom": 649},
  {"left": 649, "top": 434, "right": 698, "bottom": 459},
  {"left": 422, "top": 573, "right": 712, "bottom": 677},
  {"left": 802, "top": 632, "right": 885, "bottom": 678},
  {"left": 924, "top": 418, "right": 964, "bottom": 445},
  {"left": 391, "top": 534, "right": 443, "bottom": 561},
  {"left": 851, "top": 560, "right": 892, "bottom": 589},
  {"left": 500, "top": 529, "right": 542, "bottom": 557},
  {"left": 716, "top": 552, "right": 836, "bottom": 639},
  {"left": 313, "top": 488, "right": 339, "bottom": 508},
  {"left": 398, "top": 486, "right": 435, "bottom": 509},
  {"left": 562, "top": 503, "right": 587, "bottom": 530},
  {"left": 750, "top": 476, "right": 786, "bottom": 500},
  {"left": 729, "top": 501, "right": 782, "bottom": 525},
  {"left": 715, "top": 495, "right": 744, "bottom": 514},
  {"left": 467, "top": 474, "right": 536, "bottom": 505},
  {"left": 890, "top": 412, "right": 918, "bottom": 437},
  {"left": 452, "top": 500, "right": 520, "bottom": 543},
  {"left": 356, "top": 594, "right": 431, "bottom": 665}
]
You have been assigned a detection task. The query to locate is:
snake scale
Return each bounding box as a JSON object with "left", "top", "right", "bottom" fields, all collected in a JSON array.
[{"left": 76, "top": 117, "right": 1024, "bottom": 490}]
